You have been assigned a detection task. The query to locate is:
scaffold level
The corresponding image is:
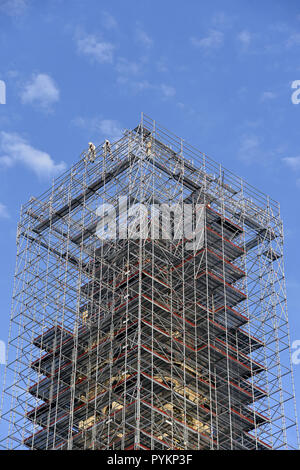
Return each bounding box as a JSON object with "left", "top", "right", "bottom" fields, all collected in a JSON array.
[{"left": 1, "top": 114, "right": 299, "bottom": 449}]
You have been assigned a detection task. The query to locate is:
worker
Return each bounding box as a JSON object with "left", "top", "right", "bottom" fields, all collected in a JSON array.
[
  {"left": 103, "top": 139, "right": 112, "bottom": 156},
  {"left": 88, "top": 142, "right": 96, "bottom": 162}
]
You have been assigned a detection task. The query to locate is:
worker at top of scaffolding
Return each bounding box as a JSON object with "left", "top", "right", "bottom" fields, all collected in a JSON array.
[
  {"left": 103, "top": 139, "right": 112, "bottom": 156},
  {"left": 87, "top": 142, "right": 96, "bottom": 162}
]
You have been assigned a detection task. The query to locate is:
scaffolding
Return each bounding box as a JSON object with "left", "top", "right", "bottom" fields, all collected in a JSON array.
[{"left": 1, "top": 114, "right": 299, "bottom": 449}]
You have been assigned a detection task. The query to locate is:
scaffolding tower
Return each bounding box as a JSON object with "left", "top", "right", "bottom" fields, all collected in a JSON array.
[{"left": 1, "top": 114, "right": 299, "bottom": 450}]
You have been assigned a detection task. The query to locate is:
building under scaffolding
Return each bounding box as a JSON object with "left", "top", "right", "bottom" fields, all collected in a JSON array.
[{"left": 1, "top": 114, "right": 299, "bottom": 449}]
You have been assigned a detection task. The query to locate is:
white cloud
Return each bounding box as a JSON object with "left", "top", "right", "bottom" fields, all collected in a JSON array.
[
  {"left": 136, "top": 26, "right": 153, "bottom": 48},
  {"left": 237, "top": 30, "right": 252, "bottom": 46},
  {"left": 0, "top": 131, "right": 66, "bottom": 179},
  {"left": 157, "top": 58, "right": 168, "bottom": 73},
  {"left": 119, "top": 79, "right": 175, "bottom": 99},
  {"left": 102, "top": 11, "right": 117, "bottom": 30},
  {"left": 160, "top": 84, "right": 176, "bottom": 98},
  {"left": 77, "top": 33, "right": 115, "bottom": 64},
  {"left": 239, "top": 133, "right": 284, "bottom": 166},
  {"left": 21, "top": 74, "right": 59, "bottom": 110},
  {"left": 97, "top": 119, "right": 123, "bottom": 141},
  {"left": 238, "top": 134, "right": 262, "bottom": 163},
  {"left": 286, "top": 33, "right": 300, "bottom": 47},
  {"left": 190, "top": 30, "right": 224, "bottom": 50},
  {"left": 73, "top": 117, "right": 123, "bottom": 143},
  {"left": 282, "top": 156, "right": 300, "bottom": 171},
  {"left": 212, "top": 12, "right": 234, "bottom": 29},
  {"left": 116, "top": 58, "right": 142, "bottom": 76},
  {"left": 133, "top": 80, "right": 153, "bottom": 92},
  {"left": 261, "top": 91, "right": 277, "bottom": 101},
  {"left": 0, "top": 203, "right": 9, "bottom": 219},
  {"left": 0, "top": 0, "right": 28, "bottom": 16}
]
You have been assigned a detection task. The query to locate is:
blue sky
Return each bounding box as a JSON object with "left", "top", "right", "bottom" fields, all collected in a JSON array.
[{"left": 1, "top": 0, "right": 300, "bottom": 446}]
